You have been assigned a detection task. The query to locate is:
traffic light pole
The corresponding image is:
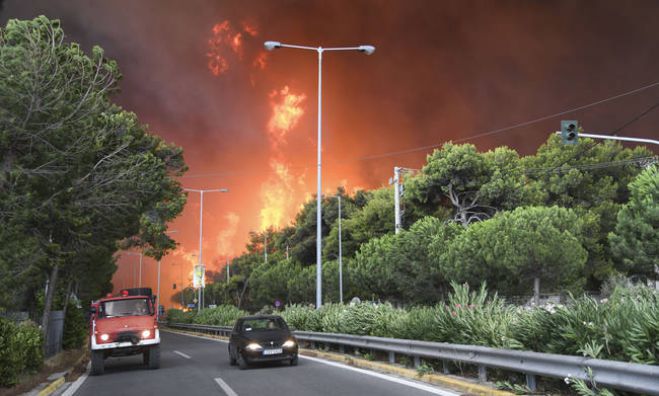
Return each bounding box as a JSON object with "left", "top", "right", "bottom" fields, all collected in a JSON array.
[{"left": 555, "top": 131, "right": 659, "bottom": 146}]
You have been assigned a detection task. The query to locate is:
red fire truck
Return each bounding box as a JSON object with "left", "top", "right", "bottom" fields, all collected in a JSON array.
[{"left": 89, "top": 288, "right": 160, "bottom": 375}]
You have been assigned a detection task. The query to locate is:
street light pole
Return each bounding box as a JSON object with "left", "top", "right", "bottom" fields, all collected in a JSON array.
[
  {"left": 184, "top": 188, "right": 229, "bottom": 312},
  {"left": 124, "top": 251, "right": 143, "bottom": 288},
  {"left": 337, "top": 194, "right": 343, "bottom": 304},
  {"left": 264, "top": 41, "right": 375, "bottom": 309}
]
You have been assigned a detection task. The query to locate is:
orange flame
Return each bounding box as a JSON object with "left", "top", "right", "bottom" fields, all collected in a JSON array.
[
  {"left": 259, "top": 86, "right": 309, "bottom": 230},
  {"left": 253, "top": 51, "right": 268, "bottom": 70},
  {"left": 242, "top": 21, "right": 258, "bottom": 37},
  {"left": 216, "top": 212, "right": 240, "bottom": 256},
  {"left": 267, "top": 86, "right": 306, "bottom": 146}
]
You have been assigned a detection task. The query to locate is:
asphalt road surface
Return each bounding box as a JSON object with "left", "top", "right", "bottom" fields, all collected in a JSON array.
[{"left": 71, "top": 330, "right": 459, "bottom": 396}]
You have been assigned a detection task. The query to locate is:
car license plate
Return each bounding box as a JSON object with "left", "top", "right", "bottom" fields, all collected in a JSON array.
[{"left": 263, "top": 348, "right": 283, "bottom": 355}]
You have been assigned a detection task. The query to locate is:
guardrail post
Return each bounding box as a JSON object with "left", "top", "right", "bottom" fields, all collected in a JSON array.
[
  {"left": 526, "top": 374, "right": 537, "bottom": 391},
  {"left": 339, "top": 345, "right": 345, "bottom": 354},
  {"left": 414, "top": 356, "right": 421, "bottom": 369},
  {"left": 442, "top": 360, "right": 449, "bottom": 374},
  {"left": 388, "top": 351, "right": 395, "bottom": 364},
  {"left": 478, "top": 365, "right": 487, "bottom": 382}
]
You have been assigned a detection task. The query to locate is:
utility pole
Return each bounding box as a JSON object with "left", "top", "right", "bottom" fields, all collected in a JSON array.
[
  {"left": 264, "top": 232, "right": 268, "bottom": 264},
  {"left": 391, "top": 167, "right": 402, "bottom": 234},
  {"left": 338, "top": 194, "right": 343, "bottom": 303},
  {"left": 226, "top": 257, "right": 230, "bottom": 283}
]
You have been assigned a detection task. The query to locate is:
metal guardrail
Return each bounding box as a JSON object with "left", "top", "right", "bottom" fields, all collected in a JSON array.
[{"left": 166, "top": 322, "right": 659, "bottom": 395}]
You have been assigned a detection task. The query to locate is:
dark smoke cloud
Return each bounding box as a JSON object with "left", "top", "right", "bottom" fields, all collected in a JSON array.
[{"left": 2, "top": 0, "right": 658, "bottom": 302}]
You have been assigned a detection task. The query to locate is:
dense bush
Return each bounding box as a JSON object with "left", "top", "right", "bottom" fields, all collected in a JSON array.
[
  {"left": 166, "top": 308, "right": 196, "bottom": 324},
  {"left": 0, "top": 318, "right": 43, "bottom": 387},
  {"left": 62, "top": 306, "right": 87, "bottom": 350},
  {"left": 189, "top": 283, "right": 657, "bottom": 365},
  {"left": 192, "top": 305, "right": 247, "bottom": 326}
]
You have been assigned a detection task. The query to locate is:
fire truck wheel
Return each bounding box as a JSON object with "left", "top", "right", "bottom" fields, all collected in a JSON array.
[
  {"left": 147, "top": 344, "right": 161, "bottom": 369},
  {"left": 91, "top": 350, "right": 105, "bottom": 375}
]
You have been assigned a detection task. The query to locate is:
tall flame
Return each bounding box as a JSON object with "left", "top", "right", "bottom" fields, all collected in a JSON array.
[
  {"left": 259, "top": 86, "right": 308, "bottom": 229},
  {"left": 267, "top": 86, "right": 306, "bottom": 146}
]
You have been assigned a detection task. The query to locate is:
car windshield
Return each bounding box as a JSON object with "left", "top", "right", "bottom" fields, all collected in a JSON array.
[
  {"left": 100, "top": 298, "right": 151, "bottom": 317},
  {"left": 242, "top": 318, "right": 285, "bottom": 332}
]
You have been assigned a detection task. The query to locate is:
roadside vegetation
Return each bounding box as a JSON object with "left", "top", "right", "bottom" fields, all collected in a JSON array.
[
  {"left": 0, "top": 16, "right": 187, "bottom": 387},
  {"left": 176, "top": 281, "right": 658, "bottom": 365}
]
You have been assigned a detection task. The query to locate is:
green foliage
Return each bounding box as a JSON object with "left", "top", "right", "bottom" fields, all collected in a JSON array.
[
  {"left": 0, "top": 16, "right": 187, "bottom": 326},
  {"left": 280, "top": 304, "right": 322, "bottom": 331},
  {"left": 62, "top": 306, "right": 87, "bottom": 350},
  {"left": 609, "top": 165, "right": 658, "bottom": 280},
  {"left": 440, "top": 206, "right": 588, "bottom": 296},
  {"left": 166, "top": 308, "right": 196, "bottom": 324},
  {"left": 0, "top": 318, "right": 43, "bottom": 387},
  {"left": 512, "top": 283, "right": 658, "bottom": 364},
  {"left": 192, "top": 305, "right": 247, "bottom": 326}
]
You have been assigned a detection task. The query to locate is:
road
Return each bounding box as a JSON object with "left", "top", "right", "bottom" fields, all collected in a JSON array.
[{"left": 70, "top": 330, "right": 459, "bottom": 396}]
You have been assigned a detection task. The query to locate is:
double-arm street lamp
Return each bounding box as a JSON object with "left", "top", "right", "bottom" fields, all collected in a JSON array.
[
  {"left": 184, "top": 188, "right": 229, "bottom": 312},
  {"left": 264, "top": 41, "right": 375, "bottom": 309}
]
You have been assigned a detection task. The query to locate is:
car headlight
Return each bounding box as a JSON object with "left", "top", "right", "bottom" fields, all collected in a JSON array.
[
  {"left": 141, "top": 329, "right": 151, "bottom": 338},
  {"left": 245, "top": 342, "right": 263, "bottom": 351},
  {"left": 100, "top": 333, "right": 110, "bottom": 342},
  {"left": 283, "top": 340, "right": 296, "bottom": 348}
]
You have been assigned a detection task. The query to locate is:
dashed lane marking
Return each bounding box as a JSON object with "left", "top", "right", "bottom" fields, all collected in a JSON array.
[
  {"left": 173, "top": 350, "right": 192, "bottom": 359},
  {"left": 214, "top": 377, "right": 238, "bottom": 396}
]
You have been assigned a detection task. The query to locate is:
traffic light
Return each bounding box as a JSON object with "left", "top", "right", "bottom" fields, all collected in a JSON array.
[{"left": 561, "top": 120, "right": 579, "bottom": 145}]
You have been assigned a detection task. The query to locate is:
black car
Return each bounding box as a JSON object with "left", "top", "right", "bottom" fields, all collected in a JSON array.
[{"left": 228, "top": 315, "right": 298, "bottom": 369}]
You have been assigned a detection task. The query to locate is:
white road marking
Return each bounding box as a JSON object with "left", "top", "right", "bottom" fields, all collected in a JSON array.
[
  {"left": 61, "top": 362, "right": 90, "bottom": 396},
  {"left": 166, "top": 330, "right": 458, "bottom": 396},
  {"left": 214, "top": 377, "right": 239, "bottom": 396},
  {"left": 173, "top": 350, "right": 191, "bottom": 359},
  {"left": 301, "top": 355, "right": 459, "bottom": 396}
]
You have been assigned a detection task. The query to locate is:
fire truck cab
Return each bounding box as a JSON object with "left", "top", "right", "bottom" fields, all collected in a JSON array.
[{"left": 90, "top": 288, "right": 160, "bottom": 375}]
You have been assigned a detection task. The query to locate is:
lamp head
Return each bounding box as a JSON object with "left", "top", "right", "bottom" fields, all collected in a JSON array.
[
  {"left": 264, "top": 41, "right": 282, "bottom": 51},
  {"left": 358, "top": 45, "right": 375, "bottom": 55}
]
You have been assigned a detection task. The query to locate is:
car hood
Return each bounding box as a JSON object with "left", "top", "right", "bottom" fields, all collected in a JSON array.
[{"left": 244, "top": 329, "right": 291, "bottom": 342}]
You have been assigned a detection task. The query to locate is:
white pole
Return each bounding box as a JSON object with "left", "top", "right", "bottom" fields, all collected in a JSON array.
[
  {"left": 138, "top": 253, "right": 143, "bottom": 286},
  {"left": 198, "top": 191, "right": 204, "bottom": 312},
  {"left": 338, "top": 194, "right": 343, "bottom": 304},
  {"left": 264, "top": 233, "right": 268, "bottom": 264},
  {"left": 394, "top": 167, "right": 401, "bottom": 234},
  {"left": 156, "top": 259, "right": 161, "bottom": 319},
  {"left": 226, "top": 257, "right": 230, "bottom": 283},
  {"left": 554, "top": 131, "right": 659, "bottom": 146},
  {"left": 316, "top": 48, "right": 324, "bottom": 309}
]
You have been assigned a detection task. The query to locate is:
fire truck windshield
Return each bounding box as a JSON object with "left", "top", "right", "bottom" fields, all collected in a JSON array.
[{"left": 100, "top": 298, "right": 151, "bottom": 317}]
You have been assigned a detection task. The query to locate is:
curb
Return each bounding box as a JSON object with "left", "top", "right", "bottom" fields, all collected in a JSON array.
[
  {"left": 36, "top": 377, "right": 65, "bottom": 396},
  {"left": 165, "top": 327, "right": 512, "bottom": 396},
  {"left": 300, "top": 349, "right": 513, "bottom": 396}
]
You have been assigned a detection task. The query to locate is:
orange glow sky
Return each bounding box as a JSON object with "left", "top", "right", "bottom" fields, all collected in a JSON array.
[{"left": 3, "top": 0, "right": 659, "bottom": 308}]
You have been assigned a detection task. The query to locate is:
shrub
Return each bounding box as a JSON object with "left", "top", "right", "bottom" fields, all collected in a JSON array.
[
  {"left": 62, "top": 306, "right": 87, "bottom": 350},
  {"left": 166, "top": 308, "right": 196, "bottom": 324},
  {"left": 0, "top": 318, "right": 23, "bottom": 387},
  {"left": 192, "top": 305, "right": 247, "bottom": 326},
  {"left": 18, "top": 321, "right": 43, "bottom": 372},
  {"left": 430, "top": 282, "right": 522, "bottom": 348},
  {"left": 281, "top": 304, "right": 321, "bottom": 331},
  {"left": 0, "top": 318, "right": 43, "bottom": 387}
]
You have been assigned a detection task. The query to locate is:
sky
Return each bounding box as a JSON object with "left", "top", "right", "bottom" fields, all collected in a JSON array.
[{"left": 2, "top": 0, "right": 658, "bottom": 308}]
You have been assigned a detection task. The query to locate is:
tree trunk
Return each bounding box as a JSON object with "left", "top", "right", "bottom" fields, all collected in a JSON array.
[
  {"left": 238, "top": 278, "right": 249, "bottom": 309},
  {"left": 533, "top": 277, "right": 540, "bottom": 306},
  {"left": 41, "top": 263, "right": 59, "bottom": 352}
]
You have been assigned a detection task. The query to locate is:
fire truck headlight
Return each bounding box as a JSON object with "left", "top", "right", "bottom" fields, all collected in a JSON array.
[
  {"left": 100, "top": 334, "right": 110, "bottom": 342},
  {"left": 141, "top": 329, "right": 151, "bottom": 338}
]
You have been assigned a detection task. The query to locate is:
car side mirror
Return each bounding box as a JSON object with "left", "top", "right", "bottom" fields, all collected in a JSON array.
[{"left": 90, "top": 307, "right": 97, "bottom": 315}]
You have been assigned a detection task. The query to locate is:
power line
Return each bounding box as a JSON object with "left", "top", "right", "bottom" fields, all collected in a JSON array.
[{"left": 180, "top": 80, "right": 659, "bottom": 179}]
